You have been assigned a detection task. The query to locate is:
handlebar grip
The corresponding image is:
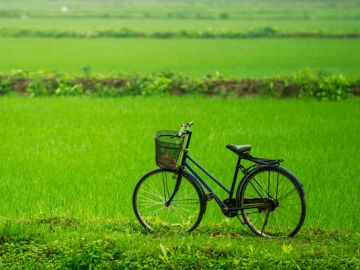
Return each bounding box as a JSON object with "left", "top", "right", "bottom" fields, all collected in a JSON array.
[{"left": 177, "top": 121, "right": 194, "bottom": 137}]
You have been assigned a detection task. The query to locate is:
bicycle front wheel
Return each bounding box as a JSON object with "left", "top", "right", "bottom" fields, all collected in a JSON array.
[
  {"left": 237, "top": 166, "right": 306, "bottom": 237},
  {"left": 132, "top": 168, "right": 206, "bottom": 232}
]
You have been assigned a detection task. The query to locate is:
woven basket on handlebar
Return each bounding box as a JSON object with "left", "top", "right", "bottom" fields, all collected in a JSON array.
[{"left": 155, "top": 130, "right": 184, "bottom": 169}]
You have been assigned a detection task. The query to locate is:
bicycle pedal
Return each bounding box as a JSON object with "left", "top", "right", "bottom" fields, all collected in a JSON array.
[{"left": 205, "top": 193, "right": 214, "bottom": 201}]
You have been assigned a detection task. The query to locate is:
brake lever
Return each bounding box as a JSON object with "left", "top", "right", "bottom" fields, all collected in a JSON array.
[
  {"left": 170, "top": 126, "right": 186, "bottom": 139},
  {"left": 171, "top": 122, "right": 193, "bottom": 139}
]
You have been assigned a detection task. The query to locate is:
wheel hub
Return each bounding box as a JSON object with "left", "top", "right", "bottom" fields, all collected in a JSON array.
[{"left": 266, "top": 198, "right": 279, "bottom": 212}]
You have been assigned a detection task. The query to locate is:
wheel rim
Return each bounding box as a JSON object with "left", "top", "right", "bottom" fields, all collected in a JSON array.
[
  {"left": 241, "top": 169, "right": 305, "bottom": 237},
  {"left": 135, "top": 170, "right": 202, "bottom": 232}
]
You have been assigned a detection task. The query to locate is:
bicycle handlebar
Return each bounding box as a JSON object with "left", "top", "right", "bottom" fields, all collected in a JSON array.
[{"left": 177, "top": 121, "right": 194, "bottom": 137}]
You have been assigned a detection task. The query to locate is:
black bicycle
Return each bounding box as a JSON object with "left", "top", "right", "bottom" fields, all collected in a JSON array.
[{"left": 132, "top": 122, "right": 306, "bottom": 237}]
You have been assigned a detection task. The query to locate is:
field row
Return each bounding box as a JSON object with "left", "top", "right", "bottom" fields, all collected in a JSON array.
[
  {"left": 2, "top": 18, "right": 360, "bottom": 33},
  {"left": 1, "top": 0, "right": 359, "bottom": 20},
  {"left": 0, "top": 38, "right": 359, "bottom": 78},
  {"left": 2, "top": 27, "right": 359, "bottom": 39}
]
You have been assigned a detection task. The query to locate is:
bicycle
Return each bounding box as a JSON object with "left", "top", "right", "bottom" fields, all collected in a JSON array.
[{"left": 132, "top": 121, "right": 306, "bottom": 237}]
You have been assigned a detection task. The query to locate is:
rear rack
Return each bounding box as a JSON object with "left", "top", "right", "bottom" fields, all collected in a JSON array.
[
  {"left": 250, "top": 157, "right": 283, "bottom": 165},
  {"left": 241, "top": 152, "right": 283, "bottom": 165}
]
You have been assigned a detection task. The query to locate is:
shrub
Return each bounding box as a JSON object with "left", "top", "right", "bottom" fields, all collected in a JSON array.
[
  {"left": 0, "top": 28, "right": 357, "bottom": 39},
  {"left": 0, "top": 77, "right": 11, "bottom": 95},
  {"left": 0, "top": 69, "right": 358, "bottom": 100},
  {"left": 26, "top": 77, "right": 58, "bottom": 96},
  {"left": 55, "top": 82, "right": 84, "bottom": 96}
]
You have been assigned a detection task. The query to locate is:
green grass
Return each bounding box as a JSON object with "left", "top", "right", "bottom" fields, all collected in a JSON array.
[
  {"left": 0, "top": 38, "right": 359, "bottom": 78},
  {"left": 0, "top": 96, "right": 359, "bottom": 268},
  {"left": 2, "top": 17, "right": 360, "bottom": 33},
  {"left": 0, "top": 218, "right": 359, "bottom": 269},
  {"left": 0, "top": 97, "right": 359, "bottom": 231},
  {"left": 1, "top": 0, "right": 359, "bottom": 19},
  {"left": 0, "top": 0, "right": 359, "bottom": 267}
]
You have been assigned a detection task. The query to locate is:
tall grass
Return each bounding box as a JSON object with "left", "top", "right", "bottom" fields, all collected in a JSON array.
[{"left": 0, "top": 97, "right": 359, "bottom": 231}]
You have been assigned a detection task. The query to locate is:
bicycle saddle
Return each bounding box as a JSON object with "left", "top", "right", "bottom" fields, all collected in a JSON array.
[{"left": 226, "top": 144, "right": 252, "bottom": 155}]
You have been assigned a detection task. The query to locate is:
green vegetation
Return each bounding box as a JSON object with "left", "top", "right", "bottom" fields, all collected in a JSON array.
[
  {"left": 2, "top": 0, "right": 360, "bottom": 42},
  {"left": 2, "top": 17, "right": 360, "bottom": 33},
  {"left": 1, "top": 0, "right": 359, "bottom": 20},
  {"left": 0, "top": 0, "right": 359, "bottom": 78},
  {"left": 2, "top": 27, "right": 360, "bottom": 39},
  {"left": 0, "top": 218, "right": 359, "bottom": 269},
  {"left": 0, "top": 38, "right": 359, "bottom": 78},
  {"left": 0, "top": 0, "right": 359, "bottom": 268},
  {"left": 0, "top": 97, "right": 359, "bottom": 228},
  {"left": 0, "top": 17, "right": 360, "bottom": 33},
  {"left": 0, "top": 70, "right": 359, "bottom": 100},
  {"left": 0, "top": 97, "right": 359, "bottom": 268}
]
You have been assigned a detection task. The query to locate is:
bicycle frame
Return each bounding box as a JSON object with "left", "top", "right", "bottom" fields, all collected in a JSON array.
[{"left": 176, "top": 131, "right": 261, "bottom": 213}]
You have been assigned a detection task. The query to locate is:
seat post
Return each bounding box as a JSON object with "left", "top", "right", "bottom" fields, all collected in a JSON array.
[{"left": 229, "top": 155, "right": 242, "bottom": 199}]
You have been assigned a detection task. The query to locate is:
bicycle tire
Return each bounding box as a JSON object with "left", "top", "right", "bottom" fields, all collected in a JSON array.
[
  {"left": 133, "top": 168, "right": 206, "bottom": 232},
  {"left": 237, "top": 166, "right": 306, "bottom": 237}
]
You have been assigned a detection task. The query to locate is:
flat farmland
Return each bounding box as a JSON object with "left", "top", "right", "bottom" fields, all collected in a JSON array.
[
  {"left": 1, "top": 97, "right": 359, "bottom": 268},
  {"left": 0, "top": 97, "right": 359, "bottom": 231},
  {"left": 1, "top": 0, "right": 360, "bottom": 268},
  {"left": 1, "top": 18, "right": 360, "bottom": 33},
  {"left": 0, "top": 38, "right": 359, "bottom": 78}
]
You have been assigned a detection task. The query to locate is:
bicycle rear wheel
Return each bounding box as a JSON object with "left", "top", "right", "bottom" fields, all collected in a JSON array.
[
  {"left": 133, "top": 168, "right": 206, "bottom": 232},
  {"left": 237, "top": 166, "right": 306, "bottom": 237}
]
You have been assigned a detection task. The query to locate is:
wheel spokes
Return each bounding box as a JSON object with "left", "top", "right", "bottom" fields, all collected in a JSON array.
[
  {"left": 135, "top": 171, "right": 202, "bottom": 232},
  {"left": 242, "top": 169, "right": 304, "bottom": 237}
]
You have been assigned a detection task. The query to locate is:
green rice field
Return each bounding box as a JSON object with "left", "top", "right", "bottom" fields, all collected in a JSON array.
[
  {"left": 0, "top": 97, "right": 359, "bottom": 230},
  {"left": 1, "top": 17, "right": 360, "bottom": 32},
  {"left": 0, "top": 38, "right": 359, "bottom": 78},
  {"left": 0, "top": 97, "right": 359, "bottom": 268},
  {"left": 0, "top": 0, "right": 360, "bottom": 268},
  {"left": 1, "top": 0, "right": 359, "bottom": 20}
]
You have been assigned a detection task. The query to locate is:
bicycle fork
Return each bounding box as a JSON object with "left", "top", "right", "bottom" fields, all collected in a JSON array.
[{"left": 164, "top": 173, "right": 182, "bottom": 206}]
